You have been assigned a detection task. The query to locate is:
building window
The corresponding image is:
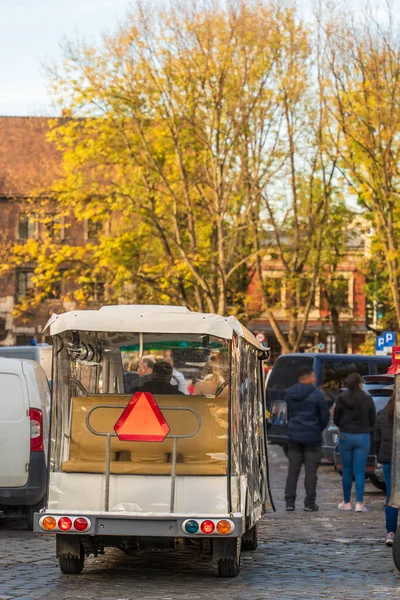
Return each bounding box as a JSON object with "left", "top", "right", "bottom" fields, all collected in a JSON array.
[
  {"left": 45, "top": 215, "right": 65, "bottom": 242},
  {"left": 45, "top": 278, "right": 62, "bottom": 300},
  {"left": 18, "top": 213, "right": 38, "bottom": 240},
  {"left": 298, "top": 279, "right": 316, "bottom": 308},
  {"left": 262, "top": 277, "right": 282, "bottom": 306},
  {"left": 285, "top": 279, "right": 317, "bottom": 309},
  {"left": 16, "top": 271, "right": 35, "bottom": 299},
  {"left": 86, "top": 219, "right": 103, "bottom": 241},
  {"left": 323, "top": 276, "right": 351, "bottom": 312},
  {"left": 16, "top": 334, "right": 34, "bottom": 346},
  {"left": 85, "top": 281, "right": 105, "bottom": 302}
]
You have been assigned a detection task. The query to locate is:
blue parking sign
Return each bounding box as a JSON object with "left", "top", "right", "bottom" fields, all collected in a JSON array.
[
  {"left": 383, "top": 331, "right": 396, "bottom": 347},
  {"left": 376, "top": 336, "right": 385, "bottom": 350}
]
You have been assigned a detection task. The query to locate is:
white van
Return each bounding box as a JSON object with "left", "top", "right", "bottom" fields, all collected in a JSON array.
[{"left": 0, "top": 358, "right": 50, "bottom": 528}]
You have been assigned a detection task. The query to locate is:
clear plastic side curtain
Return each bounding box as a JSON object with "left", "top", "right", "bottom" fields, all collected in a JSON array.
[{"left": 230, "top": 335, "right": 263, "bottom": 517}]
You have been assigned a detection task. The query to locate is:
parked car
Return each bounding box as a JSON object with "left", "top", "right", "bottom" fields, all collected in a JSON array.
[
  {"left": 322, "top": 417, "right": 337, "bottom": 463},
  {"left": 322, "top": 375, "right": 394, "bottom": 462},
  {"left": 333, "top": 388, "right": 392, "bottom": 491},
  {"left": 266, "top": 353, "right": 391, "bottom": 452},
  {"left": 0, "top": 358, "right": 50, "bottom": 528},
  {"left": 362, "top": 374, "right": 394, "bottom": 394}
]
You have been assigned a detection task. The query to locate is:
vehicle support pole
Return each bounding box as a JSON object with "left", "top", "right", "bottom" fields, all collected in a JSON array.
[
  {"left": 170, "top": 437, "right": 177, "bottom": 513},
  {"left": 105, "top": 433, "right": 111, "bottom": 512}
]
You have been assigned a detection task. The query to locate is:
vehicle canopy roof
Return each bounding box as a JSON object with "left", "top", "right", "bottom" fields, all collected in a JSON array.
[{"left": 45, "top": 305, "right": 266, "bottom": 351}]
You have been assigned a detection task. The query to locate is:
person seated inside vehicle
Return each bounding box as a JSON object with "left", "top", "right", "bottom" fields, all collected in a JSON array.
[
  {"left": 163, "top": 356, "right": 188, "bottom": 394},
  {"left": 123, "top": 360, "right": 139, "bottom": 394},
  {"left": 193, "top": 359, "right": 228, "bottom": 397},
  {"left": 140, "top": 361, "right": 183, "bottom": 395},
  {"left": 128, "top": 355, "right": 156, "bottom": 394}
]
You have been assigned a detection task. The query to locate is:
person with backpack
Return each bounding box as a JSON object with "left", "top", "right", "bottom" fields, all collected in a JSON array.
[
  {"left": 374, "top": 392, "right": 398, "bottom": 545},
  {"left": 284, "top": 366, "right": 330, "bottom": 512},
  {"left": 334, "top": 373, "right": 376, "bottom": 513}
]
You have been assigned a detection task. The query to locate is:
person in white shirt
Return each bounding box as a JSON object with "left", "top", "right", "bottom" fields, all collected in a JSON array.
[{"left": 164, "top": 357, "right": 188, "bottom": 395}]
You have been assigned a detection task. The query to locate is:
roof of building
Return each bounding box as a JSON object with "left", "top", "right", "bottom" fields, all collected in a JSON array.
[
  {"left": 44, "top": 304, "right": 267, "bottom": 350},
  {"left": 0, "top": 117, "right": 60, "bottom": 197}
]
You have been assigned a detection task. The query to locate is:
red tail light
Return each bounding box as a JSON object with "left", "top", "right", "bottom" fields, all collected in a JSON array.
[
  {"left": 30, "top": 408, "right": 44, "bottom": 452},
  {"left": 58, "top": 517, "right": 72, "bottom": 531},
  {"left": 74, "top": 517, "right": 89, "bottom": 532},
  {"left": 200, "top": 520, "right": 215, "bottom": 534}
]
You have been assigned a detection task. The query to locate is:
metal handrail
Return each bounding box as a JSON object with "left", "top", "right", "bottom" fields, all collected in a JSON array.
[{"left": 85, "top": 403, "right": 201, "bottom": 513}]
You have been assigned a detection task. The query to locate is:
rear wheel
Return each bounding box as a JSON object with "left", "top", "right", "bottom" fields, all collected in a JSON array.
[
  {"left": 241, "top": 524, "right": 258, "bottom": 551},
  {"left": 393, "top": 530, "right": 400, "bottom": 571},
  {"left": 369, "top": 474, "right": 386, "bottom": 492},
  {"left": 59, "top": 546, "right": 85, "bottom": 575},
  {"left": 215, "top": 537, "right": 241, "bottom": 578},
  {"left": 218, "top": 556, "right": 240, "bottom": 577}
]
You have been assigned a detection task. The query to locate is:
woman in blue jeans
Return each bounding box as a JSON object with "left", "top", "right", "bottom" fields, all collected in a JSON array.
[
  {"left": 375, "top": 393, "right": 398, "bottom": 545},
  {"left": 334, "top": 373, "right": 376, "bottom": 513}
]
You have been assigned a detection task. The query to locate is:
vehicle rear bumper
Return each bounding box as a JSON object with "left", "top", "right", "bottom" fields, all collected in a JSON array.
[
  {"left": 34, "top": 512, "right": 245, "bottom": 537},
  {"left": 0, "top": 452, "right": 46, "bottom": 507}
]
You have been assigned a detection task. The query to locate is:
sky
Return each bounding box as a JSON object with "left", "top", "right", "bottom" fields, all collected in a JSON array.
[
  {"left": 0, "top": 0, "right": 396, "bottom": 116},
  {"left": 0, "top": 0, "right": 133, "bottom": 116}
]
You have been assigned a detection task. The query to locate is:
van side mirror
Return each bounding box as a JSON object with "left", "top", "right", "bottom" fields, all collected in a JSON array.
[{"left": 268, "top": 400, "right": 287, "bottom": 426}]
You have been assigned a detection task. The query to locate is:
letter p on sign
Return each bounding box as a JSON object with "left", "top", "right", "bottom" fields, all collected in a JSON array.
[{"left": 384, "top": 332, "right": 396, "bottom": 347}]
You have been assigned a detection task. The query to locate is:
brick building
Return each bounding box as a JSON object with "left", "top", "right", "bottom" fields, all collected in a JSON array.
[
  {"left": 247, "top": 230, "right": 369, "bottom": 359},
  {"left": 0, "top": 116, "right": 105, "bottom": 345}
]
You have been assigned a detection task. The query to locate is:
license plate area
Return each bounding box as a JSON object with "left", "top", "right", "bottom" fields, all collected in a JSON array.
[{"left": 94, "top": 518, "right": 178, "bottom": 536}]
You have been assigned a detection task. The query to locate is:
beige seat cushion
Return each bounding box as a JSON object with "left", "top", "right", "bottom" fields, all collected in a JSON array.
[
  {"left": 61, "top": 459, "right": 226, "bottom": 475},
  {"left": 63, "top": 394, "right": 228, "bottom": 475}
]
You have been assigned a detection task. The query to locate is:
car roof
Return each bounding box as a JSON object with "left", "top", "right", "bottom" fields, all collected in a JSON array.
[{"left": 277, "top": 353, "right": 390, "bottom": 361}]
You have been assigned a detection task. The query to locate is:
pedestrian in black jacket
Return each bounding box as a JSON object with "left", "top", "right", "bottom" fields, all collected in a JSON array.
[
  {"left": 374, "top": 393, "right": 398, "bottom": 546},
  {"left": 334, "top": 373, "right": 376, "bottom": 513},
  {"left": 284, "top": 366, "right": 330, "bottom": 512}
]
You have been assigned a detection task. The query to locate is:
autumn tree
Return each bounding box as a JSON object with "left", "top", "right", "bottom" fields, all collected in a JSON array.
[
  {"left": 324, "top": 9, "right": 400, "bottom": 333},
  {"left": 319, "top": 204, "right": 357, "bottom": 353},
  {"left": 27, "top": 0, "right": 294, "bottom": 316},
  {"left": 251, "top": 9, "right": 342, "bottom": 353}
]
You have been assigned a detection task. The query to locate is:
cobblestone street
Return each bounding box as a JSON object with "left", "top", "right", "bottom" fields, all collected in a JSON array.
[{"left": 1, "top": 447, "right": 400, "bottom": 599}]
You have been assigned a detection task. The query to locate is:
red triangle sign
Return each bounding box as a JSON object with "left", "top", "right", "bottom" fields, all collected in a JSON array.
[{"left": 114, "top": 392, "right": 170, "bottom": 442}]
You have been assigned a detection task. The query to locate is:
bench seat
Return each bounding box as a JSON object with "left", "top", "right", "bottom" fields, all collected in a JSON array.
[
  {"left": 61, "top": 394, "right": 228, "bottom": 476},
  {"left": 61, "top": 460, "right": 227, "bottom": 475}
]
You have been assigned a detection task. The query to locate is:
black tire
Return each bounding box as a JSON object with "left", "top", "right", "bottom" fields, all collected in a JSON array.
[
  {"left": 369, "top": 474, "right": 386, "bottom": 492},
  {"left": 26, "top": 497, "right": 45, "bottom": 531},
  {"left": 393, "top": 530, "right": 400, "bottom": 571},
  {"left": 241, "top": 524, "right": 258, "bottom": 551},
  {"left": 59, "top": 546, "right": 85, "bottom": 575},
  {"left": 217, "top": 556, "right": 240, "bottom": 577}
]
